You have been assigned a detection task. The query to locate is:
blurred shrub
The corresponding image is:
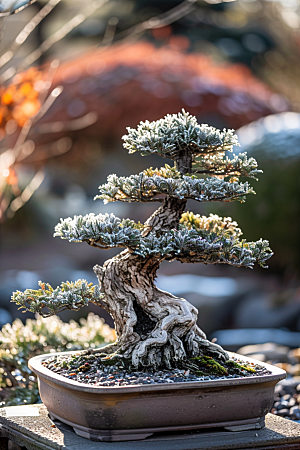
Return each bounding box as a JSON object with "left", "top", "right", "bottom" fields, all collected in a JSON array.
[
  {"left": 212, "top": 113, "right": 300, "bottom": 278},
  {"left": 0, "top": 313, "right": 115, "bottom": 407}
]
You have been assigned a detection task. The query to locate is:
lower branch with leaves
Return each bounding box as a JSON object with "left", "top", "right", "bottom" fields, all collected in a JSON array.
[{"left": 12, "top": 203, "right": 272, "bottom": 370}]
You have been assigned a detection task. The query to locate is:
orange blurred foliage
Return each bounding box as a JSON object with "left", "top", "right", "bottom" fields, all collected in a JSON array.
[
  {"left": 0, "top": 67, "right": 42, "bottom": 131},
  {"left": 0, "top": 42, "right": 284, "bottom": 146}
]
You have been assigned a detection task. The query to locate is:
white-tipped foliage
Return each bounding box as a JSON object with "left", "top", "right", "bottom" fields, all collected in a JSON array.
[
  {"left": 54, "top": 213, "right": 142, "bottom": 248},
  {"left": 95, "top": 171, "right": 254, "bottom": 204},
  {"left": 122, "top": 110, "right": 239, "bottom": 159},
  {"left": 53, "top": 212, "right": 272, "bottom": 268}
]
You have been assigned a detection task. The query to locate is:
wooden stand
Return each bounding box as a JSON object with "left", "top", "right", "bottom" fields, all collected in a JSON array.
[{"left": 1, "top": 404, "right": 300, "bottom": 450}]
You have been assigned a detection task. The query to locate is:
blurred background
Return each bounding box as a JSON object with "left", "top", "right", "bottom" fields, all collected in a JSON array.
[{"left": 1, "top": 0, "right": 300, "bottom": 352}]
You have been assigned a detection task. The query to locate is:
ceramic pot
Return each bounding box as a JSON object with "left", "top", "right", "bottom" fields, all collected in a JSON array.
[{"left": 29, "top": 352, "right": 285, "bottom": 442}]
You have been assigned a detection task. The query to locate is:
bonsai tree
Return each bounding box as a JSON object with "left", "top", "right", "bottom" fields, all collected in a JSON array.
[{"left": 12, "top": 110, "right": 272, "bottom": 370}]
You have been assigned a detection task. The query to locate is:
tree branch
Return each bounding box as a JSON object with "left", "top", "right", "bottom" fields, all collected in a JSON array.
[
  {"left": 95, "top": 168, "right": 254, "bottom": 205},
  {"left": 0, "top": 0, "right": 110, "bottom": 83},
  {"left": 0, "top": 0, "right": 61, "bottom": 68},
  {"left": 54, "top": 213, "right": 143, "bottom": 249},
  {"left": 11, "top": 280, "right": 110, "bottom": 316},
  {"left": 192, "top": 152, "right": 261, "bottom": 180}
]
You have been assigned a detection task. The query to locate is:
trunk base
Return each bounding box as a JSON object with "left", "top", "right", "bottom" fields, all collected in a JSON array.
[{"left": 94, "top": 258, "right": 229, "bottom": 370}]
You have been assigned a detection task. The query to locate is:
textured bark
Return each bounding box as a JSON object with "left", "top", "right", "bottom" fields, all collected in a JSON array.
[
  {"left": 94, "top": 250, "right": 228, "bottom": 368},
  {"left": 93, "top": 166, "right": 229, "bottom": 368}
]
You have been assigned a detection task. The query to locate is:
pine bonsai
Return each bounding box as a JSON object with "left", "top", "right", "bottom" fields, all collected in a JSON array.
[{"left": 12, "top": 110, "right": 272, "bottom": 371}]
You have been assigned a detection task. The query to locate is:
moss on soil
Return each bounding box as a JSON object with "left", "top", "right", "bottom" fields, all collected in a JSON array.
[{"left": 49, "top": 350, "right": 257, "bottom": 379}]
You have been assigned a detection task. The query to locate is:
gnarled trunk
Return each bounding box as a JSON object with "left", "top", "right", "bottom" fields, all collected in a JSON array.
[
  {"left": 94, "top": 251, "right": 227, "bottom": 368},
  {"left": 93, "top": 190, "right": 228, "bottom": 368},
  {"left": 92, "top": 151, "right": 228, "bottom": 368}
]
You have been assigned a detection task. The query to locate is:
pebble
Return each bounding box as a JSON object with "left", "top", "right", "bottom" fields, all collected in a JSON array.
[
  {"left": 274, "top": 402, "right": 286, "bottom": 410},
  {"left": 276, "top": 408, "right": 290, "bottom": 417},
  {"left": 288, "top": 398, "right": 296, "bottom": 408},
  {"left": 281, "top": 400, "right": 289, "bottom": 407},
  {"left": 290, "top": 406, "right": 300, "bottom": 417},
  {"left": 237, "top": 343, "right": 300, "bottom": 423}
]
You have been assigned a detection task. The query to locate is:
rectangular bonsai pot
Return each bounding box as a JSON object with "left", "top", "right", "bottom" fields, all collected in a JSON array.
[{"left": 28, "top": 352, "right": 286, "bottom": 442}]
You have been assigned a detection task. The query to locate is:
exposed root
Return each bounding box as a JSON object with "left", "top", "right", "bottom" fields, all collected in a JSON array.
[
  {"left": 67, "top": 349, "right": 256, "bottom": 378},
  {"left": 93, "top": 253, "right": 230, "bottom": 370}
]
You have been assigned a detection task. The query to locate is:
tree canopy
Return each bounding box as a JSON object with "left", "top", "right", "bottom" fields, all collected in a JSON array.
[
  {"left": 12, "top": 111, "right": 273, "bottom": 321},
  {"left": 122, "top": 110, "right": 239, "bottom": 159},
  {"left": 53, "top": 110, "right": 272, "bottom": 268}
]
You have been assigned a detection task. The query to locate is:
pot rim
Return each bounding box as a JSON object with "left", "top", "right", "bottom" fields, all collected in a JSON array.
[{"left": 28, "top": 351, "right": 286, "bottom": 394}]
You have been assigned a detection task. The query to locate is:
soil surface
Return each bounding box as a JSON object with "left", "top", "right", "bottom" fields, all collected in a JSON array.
[{"left": 42, "top": 349, "right": 271, "bottom": 387}]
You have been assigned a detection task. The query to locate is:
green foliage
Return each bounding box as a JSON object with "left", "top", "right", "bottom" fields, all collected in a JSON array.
[
  {"left": 12, "top": 280, "right": 103, "bottom": 317},
  {"left": 186, "top": 356, "right": 256, "bottom": 377},
  {"left": 0, "top": 313, "right": 115, "bottom": 407},
  {"left": 122, "top": 109, "right": 239, "bottom": 159},
  {"left": 191, "top": 356, "right": 229, "bottom": 376},
  {"left": 45, "top": 111, "right": 270, "bottom": 281},
  {"left": 226, "top": 360, "right": 256, "bottom": 374},
  {"left": 54, "top": 213, "right": 144, "bottom": 248},
  {"left": 143, "top": 164, "right": 182, "bottom": 179},
  {"left": 178, "top": 213, "right": 272, "bottom": 266},
  {"left": 95, "top": 167, "right": 254, "bottom": 205},
  {"left": 180, "top": 212, "right": 242, "bottom": 237},
  {"left": 173, "top": 222, "right": 272, "bottom": 269},
  {"left": 193, "top": 152, "right": 261, "bottom": 180}
]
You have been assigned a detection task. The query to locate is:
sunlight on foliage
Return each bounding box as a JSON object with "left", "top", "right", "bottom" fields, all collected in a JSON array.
[
  {"left": 12, "top": 280, "right": 103, "bottom": 317},
  {"left": 0, "top": 313, "right": 115, "bottom": 407},
  {"left": 123, "top": 109, "right": 239, "bottom": 159}
]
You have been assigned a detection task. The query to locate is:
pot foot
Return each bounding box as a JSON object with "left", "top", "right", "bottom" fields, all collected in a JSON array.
[
  {"left": 224, "top": 417, "right": 265, "bottom": 432},
  {"left": 48, "top": 413, "right": 55, "bottom": 421},
  {"left": 48, "top": 411, "right": 154, "bottom": 442},
  {"left": 73, "top": 427, "right": 153, "bottom": 442}
]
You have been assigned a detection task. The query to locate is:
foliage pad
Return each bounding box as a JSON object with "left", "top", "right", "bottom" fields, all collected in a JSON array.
[
  {"left": 95, "top": 167, "right": 254, "bottom": 204},
  {"left": 122, "top": 109, "right": 239, "bottom": 159},
  {"left": 12, "top": 280, "right": 103, "bottom": 317}
]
